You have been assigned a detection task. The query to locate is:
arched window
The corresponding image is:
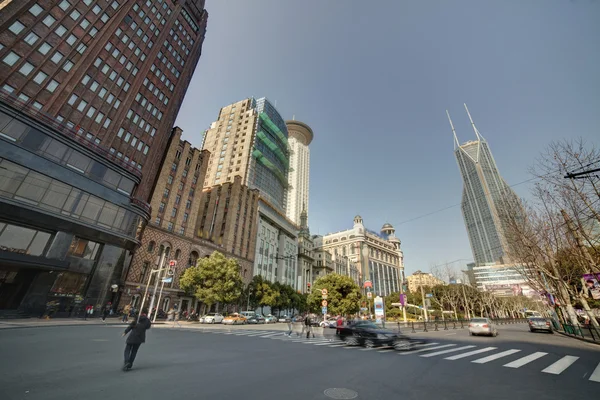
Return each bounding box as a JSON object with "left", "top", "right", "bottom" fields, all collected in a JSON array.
[
  {"left": 175, "top": 249, "right": 181, "bottom": 260},
  {"left": 343, "top": 246, "right": 347, "bottom": 256},
  {"left": 147, "top": 241, "right": 155, "bottom": 253},
  {"left": 162, "top": 297, "right": 170, "bottom": 311},
  {"left": 189, "top": 251, "right": 199, "bottom": 267},
  {"left": 131, "top": 295, "right": 140, "bottom": 308}
]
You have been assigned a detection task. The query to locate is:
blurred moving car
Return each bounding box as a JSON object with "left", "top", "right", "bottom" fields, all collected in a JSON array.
[
  {"left": 264, "top": 315, "right": 278, "bottom": 324},
  {"left": 223, "top": 313, "right": 247, "bottom": 325},
  {"left": 337, "top": 320, "right": 416, "bottom": 349},
  {"left": 468, "top": 318, "right": 498, "bottom": 337},
  {"left": 319, "top": 319, "right": 337, "bottom": 328},
  {"left": 203, "top": 313, "right": 224, "bottom": 324},
  {"left": 247, "top": 314, "right": 266, "bottom": 324},
  {"left": 528, "top": 317, "right": 553, "bottom": 333},
  {"left": 278, "top": 315, "right": 292, "bottom": 322}
]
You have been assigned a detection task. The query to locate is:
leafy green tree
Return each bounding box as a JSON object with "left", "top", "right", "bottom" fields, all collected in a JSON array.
[
  {"left": 179, "top": 251, "right": 243, "bottom": 314},
  {"left": 307, "top": 274, "right": 361, "bottom": 316}
]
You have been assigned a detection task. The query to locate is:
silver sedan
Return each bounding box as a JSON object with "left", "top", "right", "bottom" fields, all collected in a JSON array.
[{"left": 468, "top": 318, "right": 498, "bottom": 337}]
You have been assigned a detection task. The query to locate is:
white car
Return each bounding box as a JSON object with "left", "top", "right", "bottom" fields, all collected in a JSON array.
[
  {"left": 203, "top": 313, "right": 224, "bottom": 324},
  {"left": 468, "top": 317, "right": 498, "bottom": 337}
]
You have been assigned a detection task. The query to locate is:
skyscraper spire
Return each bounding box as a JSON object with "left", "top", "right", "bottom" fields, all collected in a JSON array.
[
  {"left": 446, "top": 110, "right": 460, "bottom": 150},
  {"left": 464, "top": 103, "right": 484, "bottom": 141}
]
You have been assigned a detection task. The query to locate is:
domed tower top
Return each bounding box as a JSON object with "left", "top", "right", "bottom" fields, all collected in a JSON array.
[
  {"left": 354, "top": 215, "right": 363, "bottom": 225},
  {"left": 381, "top": 222, "right": 395, "bottom": 236},
  {"left": 285, "top": 120, "right": 314, "bottom": 146}
]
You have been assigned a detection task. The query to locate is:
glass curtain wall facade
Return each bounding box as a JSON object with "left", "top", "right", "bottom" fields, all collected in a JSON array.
[
  {"left": 248, "top": 98, "right": 289, "bottom": 212},
  {"left": 455, "top": 137, "right": 517, "bottom": 266}
]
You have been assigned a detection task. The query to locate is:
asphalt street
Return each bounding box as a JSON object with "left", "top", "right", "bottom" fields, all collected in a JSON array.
[{"left": 0, "top": 322, "right": 598, "bottom": 400}]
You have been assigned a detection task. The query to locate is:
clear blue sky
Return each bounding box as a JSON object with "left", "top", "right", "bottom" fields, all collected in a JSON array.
[{"left": 175, "top": 0, "right": 600, "bottom": 276}]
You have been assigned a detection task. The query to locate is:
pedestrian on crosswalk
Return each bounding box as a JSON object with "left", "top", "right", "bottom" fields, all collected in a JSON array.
[
  {"left": 122, "top": 308, "right": 151, "bottom": 371},
  {"left": 305, "top": 313, "right": 315, "bottom": 338},
  {"left": 285, "top": 316, "right": 293, "bottom": 336}
]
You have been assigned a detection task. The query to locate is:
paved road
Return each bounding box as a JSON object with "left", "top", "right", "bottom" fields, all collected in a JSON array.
[{"left": 0, "top": 323, "right": 598, "bottom": 400}]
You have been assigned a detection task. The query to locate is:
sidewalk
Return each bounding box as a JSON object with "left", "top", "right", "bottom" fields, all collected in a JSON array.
[{"left": 0, "top": 317, "right": 167, "bottom": 329}]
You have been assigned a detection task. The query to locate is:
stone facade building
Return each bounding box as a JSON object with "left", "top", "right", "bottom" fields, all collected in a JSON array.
[
  {"left": 321, "top": 216, "right": 404, "bottom": 296},
  {"left": 406, "top": 271, "right": 445, "bottom": 293},
  {"left": 119, "top": 127, "right": 259, "bottom": 313}
]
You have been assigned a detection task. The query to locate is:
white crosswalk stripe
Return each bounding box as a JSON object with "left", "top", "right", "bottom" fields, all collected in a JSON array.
[
  {"left": 542, "top": 356, "right": 579, "bottom": 375},
  {"left": 472, "top": 349, "right": 521, "bottom": 364},
  {"left": 399, "top": 344, "right": 456, "bottom": 355},
  {"left": 503, "top": 352, "right": 548, "bottom": 368},
  {"left": 445, "top": 347, "right": 497, "bottom": 360},
  {"left": 589, "top": 362, "right": 600, "bottom": 383},
  {"left": 420, "top": 345, "right": 475, "bottom": 358}
]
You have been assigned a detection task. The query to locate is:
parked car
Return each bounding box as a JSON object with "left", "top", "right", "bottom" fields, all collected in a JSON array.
[
  {"left": 528, "top": 317, "right": 553, "bottom": 333},
  {"left": 203, "top": 313, "right": 224, "bottom": 324},
  {"left": 337, "top": 321, "right": 419, "bottom": 349},
  {"left": 468, "top": 318, "right": 498, "bottom": 337},
  {"left": 223, "top": 313, "right": 247, "bottom": 325},
  {"left": 247, "top": 314, "right": 266, "bottom": 324},
  {"left": 198, "top": 315, "right": 208, "bottom": 323},
  {"left": 278, "top": 315, "right": 292, "bottom": 323},
  {"left": 264, "top": 315, "right": 278, "bottom": 324},
  {"left": 240, "top": 311, "right": 256, "bottom": 320}
]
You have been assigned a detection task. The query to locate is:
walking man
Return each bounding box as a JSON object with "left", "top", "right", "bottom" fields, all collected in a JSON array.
[
  {"left": 285, "top": 316, "right": 293, "bottom": 336},
  {"left": 122, "top": 309, "right": 151, "bottom": 371},
  {"left": 304, "top": 313, "right": 313, "bottom": 338}
]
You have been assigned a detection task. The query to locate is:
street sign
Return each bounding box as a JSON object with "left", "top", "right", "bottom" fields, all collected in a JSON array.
[
  {"left": 360, "top": 307, "right": 368, "bottom": 311},
  {"left": 367, "top": 292, "right": 372, "bottom": 299},
  {"left": 363, "top": 280, "right": 372, "bottom": 288},
  {"left": 399, "top": 293, "right": 407, "bottom": 306},
  {"left": 374, "top": 296, "right": 384, "bottom": 323},
  {"left": 321, "top": 288, "right": 328, "bottom": 296},
  {"left": 321, "top": 300, "right": 328, "bottom": 307},
  {"left": 426, "top": 293, "right": 433, "bottom": 298},
  {"left": 321, "top": 294, "right": 328, "bottom": 300},
  {"left": 169, "top": 260, "right": 177, "bottom": 267},
  {"left": 162, "top": 277, "right": 173, "bottom": 283},
  {"left": 321, "top": 306, "right": 327, "bottom": 314},
  {"left": 424, "top": 299, "right": 431, "bottom": 308}
]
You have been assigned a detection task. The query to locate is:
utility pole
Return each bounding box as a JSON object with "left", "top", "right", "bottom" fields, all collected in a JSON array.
[
  {"left": 419, "top": 274, "right": 429, "bottom": 322},
  {"left": 147, "top": 248, "right": 168, "bottom": 319},
  {"left": 399, "top": 277, "right": 407, "bottom": 323}
]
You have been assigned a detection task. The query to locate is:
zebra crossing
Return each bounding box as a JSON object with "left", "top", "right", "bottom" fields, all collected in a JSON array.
[{"left": 182, "top": 328, "right": 600, "bottom": 383}]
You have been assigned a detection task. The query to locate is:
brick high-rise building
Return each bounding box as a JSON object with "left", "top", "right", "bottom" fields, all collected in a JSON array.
[
  {"left": 0, "top": 1, "right": 208, "bottom": 317},
  {"left": 0, "top": 0, "right": 208, "bottom": 200},
  {"left": 120, "top": 128, "right": 259, "bottom": 314}
]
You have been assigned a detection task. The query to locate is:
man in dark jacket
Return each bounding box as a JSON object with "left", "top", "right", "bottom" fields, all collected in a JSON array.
[{"left": 122, "top": 309, "right": 151, "bottom": 371}]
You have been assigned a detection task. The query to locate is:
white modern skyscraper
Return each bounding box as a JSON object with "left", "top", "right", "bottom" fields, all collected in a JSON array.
[
  {"left": 448, "top": 104, "right": 519, "bottom": 266},
  {"left": 285, "top": 120, "right": 313, "bottom": 225}
]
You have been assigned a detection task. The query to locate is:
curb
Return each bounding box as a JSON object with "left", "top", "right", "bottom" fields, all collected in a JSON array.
[
  {"left": 0, "top": 321, "right": 167, "bottom": 330},
  {"left": 555, "top": 330, "right": 600, "bottom": 346}
]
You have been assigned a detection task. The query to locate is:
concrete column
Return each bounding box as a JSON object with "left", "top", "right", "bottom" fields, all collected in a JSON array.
[{"left": 45, "top": 232, "right": 74, "bottom": 260}]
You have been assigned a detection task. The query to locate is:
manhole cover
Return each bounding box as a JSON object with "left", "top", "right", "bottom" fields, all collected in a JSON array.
[{"left": 324, "top": 388, "right": 358, "bottom": 399}]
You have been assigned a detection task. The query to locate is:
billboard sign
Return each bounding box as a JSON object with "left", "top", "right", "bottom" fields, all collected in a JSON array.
[
  {"left": 374, "top": 296, "right": 384, "bottom": 323},
  {"left": 399, "top": 293, "right": 407, "bottom": 306},
  {"left": 583, "top": 273, "right": 600, "bottom": 300}
]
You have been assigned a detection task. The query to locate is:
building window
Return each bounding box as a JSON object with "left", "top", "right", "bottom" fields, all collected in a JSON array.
[
  {"left": 140, "top": 261, "right": 150, "bottom": 283},
  {"left": 147, "top": 241, "right": 155, "bottom": 253},
  {"left": 8, "top": 21, "right": 25, "bottom": 35},
  {"left": 68, "top": 237, "right": 101, "bottom": 260},
  {"left": 167, "top": 222, "right": 174, "bottom": 232},
  {"left": 18, "top": 62, "right": 35, "bottom": 76},
  {"left": 0, "top": 223, "right": 51, "bottom": 257},
  {"left": 3, "top": 52, "right": 20, "bottom": 66}
]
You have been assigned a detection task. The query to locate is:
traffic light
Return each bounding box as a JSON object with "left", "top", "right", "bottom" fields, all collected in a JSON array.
[{"left": 307, "top": 282, "right": 311, "bottom": 293}]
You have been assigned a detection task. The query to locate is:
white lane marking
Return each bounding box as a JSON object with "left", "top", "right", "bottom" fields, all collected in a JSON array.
[
  {"left": 328, "top": 344, "right": 348, "bottom": 348},
  {"left": 359, "top": 347, "right": 376, "bottom": 351},
  {"left": 420, "top": 345, "right": 476, "bottom": 358},
  {"left": 314, "top": 341, "right": 338, "bottom": 346},
  {"left": 378, "top": 349, "right": 395, "bottom": 353},
  {"left": 302, "top": 340, "right": 332, "bottom": 345},
  {"left": 445, "top": 347, "right": 497, "bottom": 360},
  {"left": 445, "top": 333, "right": 457, "bottom": 336},
  {"left": 246, "top": 332, "right": 275, "bottom": 337},
  {"left": 503, "top": 352, "right": 548, "bottom": 368},
  {"left": 413, "top": 342, "right": 440, "bottom": 348},
  {"left": 343, "top": 346, "right": 361, "bottom": 349},
  {"left": 542, "top": 356, "right": 579, "bottom": 375},
  {"left": 399, "top": 344, "right": 456, "bottom": 355},
  {"left": 589, "top": 362, "right": 600, "bottom": 383},
  {"left": 258, "top": 333, "right": 284, "bottom": 338},
  {"left": 472, "top": 349, "right": 521, "bottom": 364}
]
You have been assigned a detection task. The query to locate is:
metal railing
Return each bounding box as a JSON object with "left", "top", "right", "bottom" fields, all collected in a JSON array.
[{"left": 557, "top": 323, "right": 600, "bottom": 343}]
